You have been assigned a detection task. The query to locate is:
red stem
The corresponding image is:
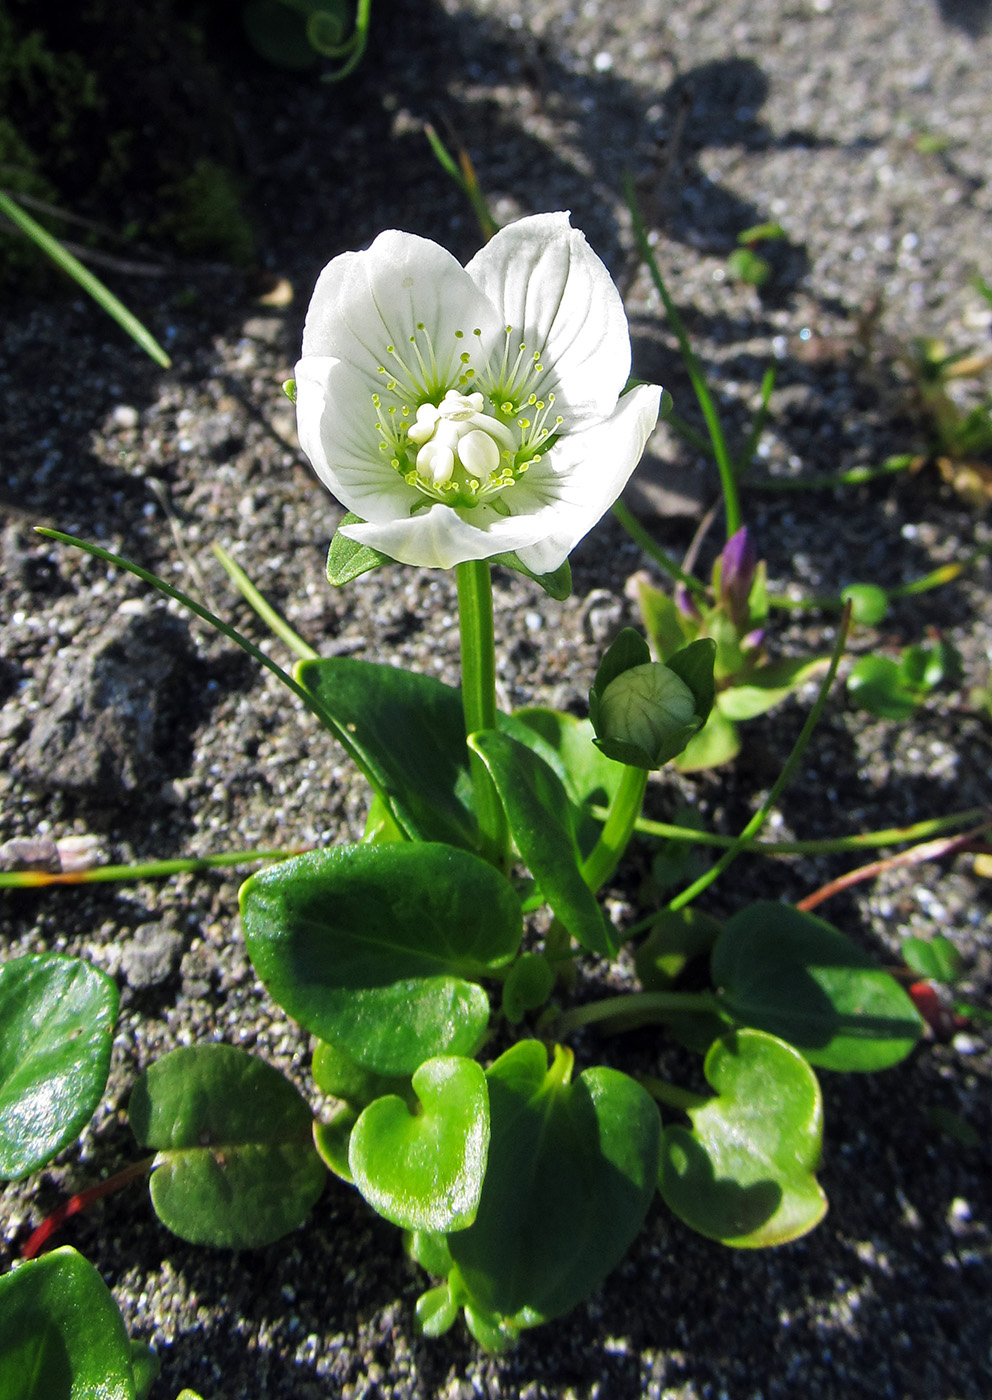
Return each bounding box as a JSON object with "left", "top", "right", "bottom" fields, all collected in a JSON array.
[{"left": 20, "top": 1156, "right": 155, "bottom": 1260}]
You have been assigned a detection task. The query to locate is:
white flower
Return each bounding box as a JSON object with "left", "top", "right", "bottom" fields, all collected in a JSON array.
[{"left": 295, "top": 212, "right": 662, "bottom": 573}]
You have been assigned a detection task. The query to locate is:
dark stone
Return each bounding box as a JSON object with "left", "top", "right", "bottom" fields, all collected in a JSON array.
[{"left": 20, "top": 610, "right": 198, "bottom": 799}]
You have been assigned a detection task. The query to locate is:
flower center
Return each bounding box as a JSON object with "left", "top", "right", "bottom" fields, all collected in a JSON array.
[{"left": 370, "top": 322, "right": 564, "bottom": 508}]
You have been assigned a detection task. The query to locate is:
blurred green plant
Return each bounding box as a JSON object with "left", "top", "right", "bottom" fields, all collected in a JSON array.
[
  {"left": 846, "top": 636, "right": 962, "bottom": 720},
  {"left": 243, "top": 0, "right": 372, "bottom": 79},
  {"left": 725, "top": 221, "right": 786, "bottom": 289}
]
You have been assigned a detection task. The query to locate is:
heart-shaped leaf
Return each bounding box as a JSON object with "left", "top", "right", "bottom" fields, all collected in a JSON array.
[
  {"left": 0, "top": 1246, "right": 135, "bottom": 1400},
  {"left": 241, "top": 844, "right": 521, "bottom": 1076},
  {"left": 294, "top": 657, "right": 478, "bottom": 848},
  {"left": 129, "top": 1044, "right": 325, "bottom": 1248},
  {"left": 0, "top": 954, "right": 118, "bottom": 1179},
  {"left": 712, "top": 901, "right": 924, "bottom": 1070},
  {"left": 350, "top": 1056, "right": 489, "bottom": 1231},
  {"left": 448, "top": 1041, "right": 660, "bottom": 1324},
  {"left": 660, "top": 1029, "right": 826, "bottom": 1246},
  {"left": 469, "top": 730, "right": 614, "bottom": 955}
]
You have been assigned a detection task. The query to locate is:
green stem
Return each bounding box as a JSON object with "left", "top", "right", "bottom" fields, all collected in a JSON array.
[
  {"left": 590, "top": 805, "right": 988, "bottom": 858},
  {"left": 213, "top": 543, "right": 318, "bottom": 661},
  {"left": 664, "top": 603, "right": 852, "bottom": 914},
  {"left": 611, "top": 499, "right": 709, "bottom": 599},
  {"left": 580, "top": 764, "right": 649, "bottom": 894},
  {"left": 456, "top": 559, "right": 508, "bottom": 863},
  {"left": 624, "top": 173, "right": 741, "bottom": 538},
  {"left": 637, "top": 1076, "right": 710, "bottom": 1113},
  {"left": 555, "top": 989, "right": 720, "bottom": 1039},
  {"left": 0, "top": 847, "right": 307, "bottom": 891}
]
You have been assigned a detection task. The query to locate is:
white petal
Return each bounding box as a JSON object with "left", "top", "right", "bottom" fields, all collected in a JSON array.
[
  {"left": 295, "top": 354, "right": 422, "bottom": 523},
  {"left": 465, "top": 212, "right": 631, "bottom": 430},
  {"left": 339, "top": 501, "right": 559, "bottom": 571},
  {"left": 511, "top": 383, "right": 662, "bottom": 574},
  {"left": 301, "top": 231, "right": 502, "bottom": 400}
]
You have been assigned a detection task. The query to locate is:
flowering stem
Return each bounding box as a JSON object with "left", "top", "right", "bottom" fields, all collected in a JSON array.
[
  {"left": 623, "top": 173, "right": 742, "bottom": 539},
  {"left": 580, "top": 764, "right": 649, "bottom": 894},
  {"left": 456, "top": 559, "right": 508, "bottom": 863}
]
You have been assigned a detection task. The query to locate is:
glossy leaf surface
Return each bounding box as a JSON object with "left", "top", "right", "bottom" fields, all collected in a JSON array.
[
  {"left": 241, "top": 844, "right": 521, "bottom": 1075},
  {"left": 295, "top": 656, "right": 477, "bottom": 847},
  {"left": 129, "top": 1044, "right": 325, "bottom": 1248},
  {"left": 0, "top": 954, "right": 118, "bottom": 1179},
  {"left": 511, "top": 708, "right": 623, "bottom": 855},
  {"left": 660, "top": 1029, "right": 827, "bottom": 1246},
  {"left": 350, "top": 1056, "right": 489, "bottom": 1231},
  {"left": 0, "top": 1246, "right": 134, "bottom": 1400},
  {"left": 448, "top": 1041, "right": 660, "bottom": 1323},
  {"left": 469, "top": 730, "right": 614, "bottom": 955},
  {"left": 712, "top": 901, "right": 924, "bottom": 1070}
]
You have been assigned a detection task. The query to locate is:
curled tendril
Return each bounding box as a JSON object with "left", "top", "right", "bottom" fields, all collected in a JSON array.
[{"left": 307, "top": 0, "right": 372, "bottom": 82}]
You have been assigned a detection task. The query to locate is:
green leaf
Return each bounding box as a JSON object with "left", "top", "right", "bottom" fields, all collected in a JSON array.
[
  {"left": 490, "top": 551, "right": 572, "bottom": 600},
  {"left": 240, "top": 844, "right": 521, "bottom": 1075},
  {"left": 350, "top": 1056, "right": 489, "bottom": 1231},
  {"left": 846, "top": 655, "right": 918, "bottom": 719},
  {"left": 726, "top": 247, "right": 771, "bottom": 287},
  {"left": 312, "top": 1039, "right": 411, "bottom": 1109},
  {"left": 0, "top": 1246, "right": 135, "bottom": 1400},
  {"left": 634, "top": 907, "right": 723, "bottom": 990},
  {"left": 0, "top": 954, "right": 118, "bottom": 1179},
  {"left": 129, "top": 1341, "right": 159, "bottom": 1400},
  {"left": 501, "top": 952, "right": 555, "bottom": 1023},
  {"left": 712, "top": 901, "right": 924, "bottom": 1071},
  {"left": 312, "top": 1105, "right": 358, "bottom": 1182},
  {"left": 295, "top": 657, "right": 478, "bottom": 849},
  {"left": 630, "top": 575, "right": 693, "bottom": 661},
  {"left": 415, "top": 1283, "right": 460, "bottom": 1337},
  {"left": 129, "top": 1045, "right": 325, "bottom": 1248},
  {"left": 903, "top": 934, "right": 964, "bottom": 983},
  {"left": 717, "top": 654, "right": 831, "bottom": 721},
  {"left": 469, "top": 730, "right": 614, "bottom": 955},
  {"left": 325, "top": 513, "right": 395, "bottom": 584},
  {"left": 659, "top": 1029, "right": 827, "bottom": 1247},
  {"left": 448, "top": 1041, "right": 660, "bottom": 1324},
  {"left": 840, "top": 583, "right": 890, "bottom": 626},
  {"left": 665, "top": 638, "right": 717, "bottom": 722},
  {"left": 674, "top": 707, "right": 741, "bottom": 772},
  {"left": 511, "top": 707, "right": 624, "bottom": 855}
]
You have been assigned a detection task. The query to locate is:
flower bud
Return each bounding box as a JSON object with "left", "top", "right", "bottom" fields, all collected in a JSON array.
[
  {"left": 589, "top": 628, "right": 716, "bottom": 769},
  {"left": 598, "top": 663, "right": 696, "bottom": 756},
  {"left": 718, "top": 526, "right": 757, "bottom": 631}
]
